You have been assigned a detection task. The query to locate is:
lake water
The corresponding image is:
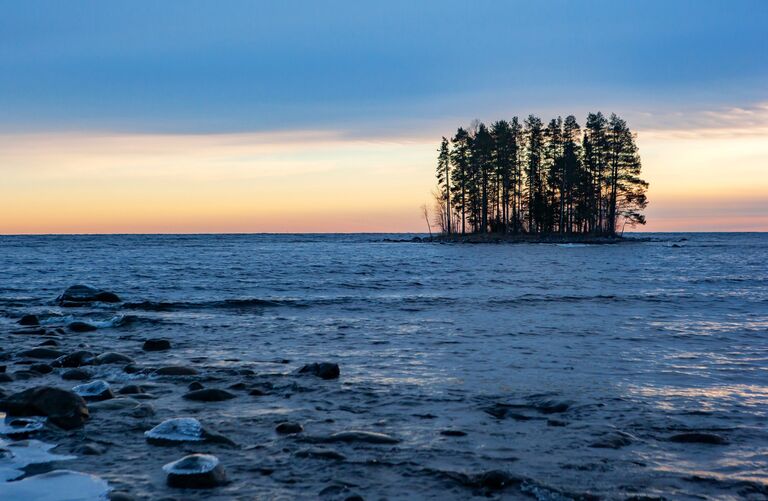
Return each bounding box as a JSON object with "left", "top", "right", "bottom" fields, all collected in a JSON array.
[{"left": 0, "top": 233, "right": 766, "bottom": 499}]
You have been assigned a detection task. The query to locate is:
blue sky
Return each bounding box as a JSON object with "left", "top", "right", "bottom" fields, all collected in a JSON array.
[
  {"left": 1, "top": 1, "right": 767, "bottom": 233},
  {"left": 1, "top": 0, "right": 766, "bottom": 135}
]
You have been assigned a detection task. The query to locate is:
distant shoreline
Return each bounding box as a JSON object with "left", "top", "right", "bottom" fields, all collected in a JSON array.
[{"left": 387, "top": 233, "right": 650, "bottom": 244}]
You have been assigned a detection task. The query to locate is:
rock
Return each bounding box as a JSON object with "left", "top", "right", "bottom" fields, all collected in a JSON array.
[
  {"left": 298, "top": 362, "right": 340, "bottom": 380},
  {"left": 94, "top": 352, "right": 133, "bottom": 365},
  {"left": 62, "top": 368, "right": 92, "bottom": 381},
  {"left": 75, "top": 443, "right": 105, "bottom": 455},
  {"left": 0, "top": 386, "right": 89, "bottom": 429},
  {"left": 73, "top": 380, "right": 114, "bottom": 401},
  {"left": 57, "top": 285, "right": 121, "bottom": 306},
  {"left": 188, "top": 381, "right": 204, "bottom": 391},
  {"left": 527, "top": 397, "right": 573, "bottom": 414},
  {"left": 590, "top": 431, "right": 635, "bottom": 449},
  {"left": 669, "top": 432, "right": 728, "bottom": 445},
  {"left": 38, "top": 339, "right": 59, "bottom": 347},
  {"left": 13, "top": 370, "right": 43, "bottom": 380},
  {"left": 314, "top": 430, "right": 400, "bottom": 444},
  {"left": 30, "top": 363, "right": 53, "bottom": 374},
  {"left": 465, "top": 470, "right": 522, "bottom": 491},
  {"left": 52, "top": 350, "right": 95, "bottom": 368},
  {"left": 0, "top": 373, "right": 13, "bottom": 382},
  {"left": 547, "top": 419, "right": 568, "bottom": 427},
  {"left": 248, "top": 388, "right": 266, "bottom": 396},
  {"left": 131, "top": 403, "right": 156, "bottom": 418},
  {"left": 68, "top": 321, "right": 98, "bottom": 333},
  {"left": 18, "top": 347, "right": 64, "bottom": 359},
  {"left": 108, "top": 492, "right": 135, "bottom": 501},
  {"left": 154, "top": 366, "right": 199, "bottom": 376},
  {"left": 440, "top": 430, "right": 467, "bottom": 437},
  {"left": 228, "top": 382, "right": 247, "bottom": 390},
  {"left": 183, "top": 389, "right": 236, "bottom": 402},
  {"left": 19, "top": 314, "right": 40, "bottom": 326},
  {"left": 118, "top": 384, "right": 145, "bottom": 395},
  {"left": 142, "top": 339, "right": 171, "bottom": 351},
  {"left": 163, "top": 454, "right": 227, "bottom": 488},
  {"left": 145, "top": 417, "right": 206, "bottom": 445},
  {"left": 295, "top": 448, "right": 346, "bottom": 461},
  {"left": 276, "top": 422, "right": 303, "bottom": 434},
  {"left": 0, "top": 415, "right": 47, "bottom": 438}
]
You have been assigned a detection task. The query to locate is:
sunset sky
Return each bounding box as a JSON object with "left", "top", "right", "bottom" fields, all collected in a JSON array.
[{"left": 1, "top": 1, "right": 767, "bottom": 233}]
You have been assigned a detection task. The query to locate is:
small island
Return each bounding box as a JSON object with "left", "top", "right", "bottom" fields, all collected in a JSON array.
[{"left": 427, "top": 112, "right": 648, "bottom": 243}]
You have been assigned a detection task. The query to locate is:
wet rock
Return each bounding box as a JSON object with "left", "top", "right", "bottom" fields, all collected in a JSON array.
[
  {"left": 73, "top": 380, "right": 114, "bottom": 402},
  {"left": 108, "top": 492, "right": 135, "bottom": 501},
  {"left": 68, "top": 321, "right": 98, "bottom": 333},
  {"left": 669, "top": 432, "right": 728, "bottom": 445},
  {"left": 183, "top": 388, "right": 236, "bottom": 402},
  {"left": 118, "top": 384, "right": 145, "bottom": 395},
  {"left": 440, "top": 430, "right": 467, "bottom": 437},
  {"left": 248, "top": 388, "right": 266, "bottom": 396},
  {"left": 295, "top": 448, "right": 346, "bottom": 461},
  {"left": 62, "top": 368, "right": 92, "bottom": 381},
  {"left": 142, "top": 338, "right": 171, "bottom": 351},
  {"left": 13, "top": 370, "right": 43, "bottom": 380},
  {"left": 228, "top": 382, "right": 247, "bottom": 391},
  {"left": 0, "top": 386, "right": 89, "bottom": 429},
  {"left": 465, "top": 470, "right": 523, "bottom": 491},
  {"left": 527, "top": 397, "right": 573, "bottom": 414},
  {"left": 52, "top": 350, "right": 96, "bottom": 368},
  {"left": 19, "top": 314, "right": 40, "bottom": 326},
  {"left": 75, "top": 443, "right": 105, "bottom": 455},
  {"left": 0, "top": 415, "right": 47, "bottom": 438},
  {"left": 30, "top": 363, "right": 53, "bottom": 374},
  {"left": 163, "top": 454, "right": 228, "bottom": 488},
  {"left": 146, "top": 417, "right": 206, "bottom": 445},
  {"left": 0, "top": 373, "right": 13, "bottom": 383},
  {"left": 590, "top": 431, "right": 635, "bottom": 449},
  {"left": 298, "top": 362, "right": 340, "bottom": 380},
  {"left": 547, "top": 419, "right": 568, "bottom": 427},
  {"left": 131, "top": 403, "right": 156, "bottom": 418},
  {"left": 276, "top": 422, "right": 304, "bottom": 434},
  {"left": 90, "top": 397, "right": 141, "bottom": 411},
  {"left": 38, "top": 339, "right": 59, "bottom": 347},
  {"left": 18, "top": 347, "right": 64, "bottom": 360},
  {"left": 154, "top": 366, "right": 199, "bottom": 376},
  {"left": 94, "top": 352, "right": 134, "bottom": 365},
  {"left": 313, "top": 430, "right": 400, "bottom": 444},
  {"left": 57, "top": 285, "right": 121, "bottom": 306},
  {"left": 188, "top": 381, "right": 205, "bottom": 391}
]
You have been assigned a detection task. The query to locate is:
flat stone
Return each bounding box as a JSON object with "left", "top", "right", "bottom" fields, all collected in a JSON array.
[
  {"left": 183, "top": 389, "right": 236, "bottom": 402},
  {"left": 142, "top": 339, "right": 171, "bottom": 351}
]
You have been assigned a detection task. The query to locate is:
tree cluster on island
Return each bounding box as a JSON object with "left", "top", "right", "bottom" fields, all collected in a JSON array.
[{"left": 433, "top": 112, "right": 648, "bottom": 237}]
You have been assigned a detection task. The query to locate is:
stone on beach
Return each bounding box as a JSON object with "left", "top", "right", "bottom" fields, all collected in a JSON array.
[
  {"left": 145, "top": 417, "right": 205, "bottom": 445},
  {"left": 73, "top": 380, "right": 114, "bottom": 401},
  {"left": 298, "top": 362, "right": 340, "bottom": 380},
  {"left": 94, "top": 352, "right": 134, "bottom": 365},
  {"left": 62, "top": 368, "right": 92, "bottom": 381},
  {"left": 142, "top": 338, "right": 171, "bottom": 351},
  {"left": 18, "top": 348, "right": 63, "bottom": 360},
  {"left": 0, "top": 386, "right": 89, "bottom": 429},
  {"left": 57, "top": 284, "right": 121, "bottom": 306},
  {"left": 669, "top": 432, "right": 728, "bottom": 445},
  {"left": 68, "top": 321, "right": 98, "bottom": 333},
  {"left": 154, "top": 366, "right": 199, "bottom": 376},
  {"left": 295, "top": 448, "right": 346, "bottom": 461},
  {"left": 183, "top": 388, "right": 236, "bottom": 402},
  {"left": 312, "top": 430, "right": 400, "bottom": 444},
  {"left": 18, "top": 314, "right": 40, "bottom": 326},
  {"left": 52, "top": 350, "right": 95, "bottom": 368},
  {"left": 163, "top": 453, "right": 228, "bottom": 488},
  {"left": 276, "top": 422, "right": 304, "bottom": 434}
]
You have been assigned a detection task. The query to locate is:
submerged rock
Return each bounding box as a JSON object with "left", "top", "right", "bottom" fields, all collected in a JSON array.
[
  {"left": 142, "top": 338, "right": 171, "bottom": 351},
  {"left": 183, "top": 388, "right": 236, "bottom": 402},
  {"left": 0, "top": 386, "right": 89, "bottom": 429},
  {"left": 298, "top": 362, "right": 340, "bottom": 380},
  {"left": 72, "top": 380, "right": 114, "bottom": 402},
  {"left": 0, "top": 415, "right": 47, "bottom": 438},
  {"left": 118, "top": 384, "right": 145, "bottom": 395},
  {"left": 30, "top": 363, "right": 53, "bottom": 374},
  {"left": 57, "top": 285, "right": 121, "bottom": 306},
  {"left": 188, "top": 381, "right": 205, "bottom": 391},
  {"left": 313, "top": 430, "right": 400, "bottom": 444},
  {"left": 1, "top": 469, "right": 110, "bottom": 499},
  {"left": 18, "top": 314, "right": 40, "bottom": 326},
  {"left": 68, "top": 321, "right": 98, "bottom": 333},
  {"left": 276, "top": 422, "right": 304, "bottom": 434},
  {"left": 62, "top": 368, "right": 92, "bottom": 381},
  {"left": 440, "top": 430, "right": 467, "bottom": 437},
  {"left": 295, "top": 448, "right": 346, "bottom": 461},
  {"left": 590, "top": 431, "right": 635, "bottom": 449},
  {"left": 669, "top": 432, "right": 728, "bottom": 445},
  {"left": 18, "top": 348, "right": 64, "bottom": 360},
  {"left": 52, "top": 350, "right": 95, "bottom": 368},
  {"left": 94, "top": 352, "right": 134, "bottom": 365},
  {"left": 163, "top": 453, "right": 228, "bottom": 488},
  {"left": 154, "top": 366, "right": 199, "bottom": 376}
]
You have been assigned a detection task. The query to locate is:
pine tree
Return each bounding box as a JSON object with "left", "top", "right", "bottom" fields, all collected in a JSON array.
[
  {"left": 525, "top": 115, "right": 544, "bottom": 233},
  {"left": 450, "top": 128, "right": 471, "bottom": 235},
  {"left": 436, "top": 137, "right": 452, "bottom": 233},
  {"left": 606, "top": 114, "right": 648, "bottom": 234}
]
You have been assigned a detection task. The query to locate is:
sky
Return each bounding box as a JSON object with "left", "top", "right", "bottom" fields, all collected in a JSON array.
[{"left": 1, "top": 0, "right": 767, "bottom": 233}]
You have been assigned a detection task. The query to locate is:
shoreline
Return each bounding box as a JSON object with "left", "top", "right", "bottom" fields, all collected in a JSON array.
[{"left": 387, "top": 233, "right": 650, "bottom": 244}]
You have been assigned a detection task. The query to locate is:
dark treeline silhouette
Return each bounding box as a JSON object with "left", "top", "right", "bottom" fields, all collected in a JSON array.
[{"left": 434, "top": 112, "right": 648, "bottom": 236}]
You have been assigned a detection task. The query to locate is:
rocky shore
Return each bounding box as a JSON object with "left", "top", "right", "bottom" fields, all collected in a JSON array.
[{"left": 385, "top": 233, "right": 649, "bottom": 244}]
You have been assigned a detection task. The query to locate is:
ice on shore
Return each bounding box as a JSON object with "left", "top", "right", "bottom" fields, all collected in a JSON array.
[{"left": 1, "top": 469, "right": 110, "bottom": 500}]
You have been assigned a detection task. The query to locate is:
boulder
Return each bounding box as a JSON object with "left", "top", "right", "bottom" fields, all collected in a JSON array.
[
  {"left": 118, "top": 384, "right": 146, "bottom": 395},
  {"left": 94, "top": 352, "right": 134, "bottom": 365},
  {"left": 183, "top": 389, "right": 236, "bottom": 402},
  {"left": 19, "top": 314, "right": 40, "bottom": 326},
  {"left": 298, "top": 362, "right": 340, "bottom": 380},
  {"left": 669, "top": 432, "right": 728, "bottom": 445},
  {"left": 57, "top": 285, "right": 121, "bottom": 306},
  {"left": 73, "top": 380, "right": 114, "bottom": 402},
  {"left": 276, "top": 422, "right": 304, "bottom": 435},
  {"left": 18, "top": 347, "right": 64, "bottom": 359},
  {"left": 62, "top": 368, "right": 92, "bottom": 381},
  {"left": 154, "top": 366, "right": 199, "bottom": 376},
  {"left": 142, "top": 339, "right": 171, "bottom": 351},
  {"left": 52, "top": 351, "right": 95, "bottom": 368},
  {"left": 163, "top": 454, "right": 227, "bottom": 488},
  {"left": 0, "top": 386, "right": 89, "bottom": 429},
  {"left": 68, "top": 321, "right": 98, "bottom": 333}
]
